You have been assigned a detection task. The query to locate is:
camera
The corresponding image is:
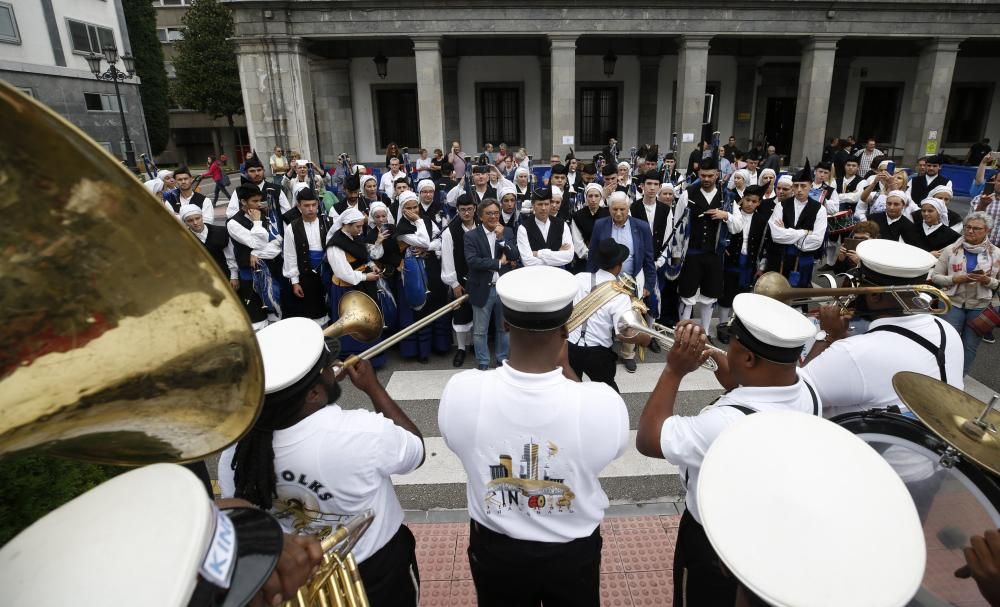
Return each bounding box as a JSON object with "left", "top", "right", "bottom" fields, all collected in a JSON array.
[{"left": 401, "top": 147, "right": 409, "bottom": 154}]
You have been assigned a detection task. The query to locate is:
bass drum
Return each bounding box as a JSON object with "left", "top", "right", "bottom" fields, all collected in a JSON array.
[{"left": 833, "top": 410, "right": 1000, "bottom": 606}]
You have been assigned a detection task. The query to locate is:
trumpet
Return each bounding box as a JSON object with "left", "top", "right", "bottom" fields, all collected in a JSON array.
[
  {"left": 753, "top": 272, "right": 952, "bottom": 315},
  {"left": 616, "top": 310, "right": 724, "bottom": 371}
]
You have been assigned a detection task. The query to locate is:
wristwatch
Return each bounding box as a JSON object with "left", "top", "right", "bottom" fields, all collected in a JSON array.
[{"left": 815, "top": 330, "right": 832, "bottom": 344}]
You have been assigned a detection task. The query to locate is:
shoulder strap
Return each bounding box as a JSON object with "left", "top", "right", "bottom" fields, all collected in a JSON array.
[
  {"left": 577, "top": 272, "right": 598, "bottom": 346},
  {"left": 866, "top": 320, "right": 947, "bottom": 383}
]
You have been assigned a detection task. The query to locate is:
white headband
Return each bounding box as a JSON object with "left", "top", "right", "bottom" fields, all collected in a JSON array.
[{"left": 178, "top": 204, "right": 202, "bottom": 220}]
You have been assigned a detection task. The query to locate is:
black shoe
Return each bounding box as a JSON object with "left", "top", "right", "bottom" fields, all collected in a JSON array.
[
  {"left": 716, "top": 325, "right": 731, "bottom": 345},
  {"left": 624, "top": 358, "right": 637, "bottom": 373},
  {"left": 647, "top": 339, "right": 662, "bottom": 354},
  {"left": 452, "top": 349, "right": 466, "bottom": 367},
  {"left": 477, "top": 364, "right": 489, "bottom": 371},
  {"left": 984, "top": 334, "right": 996, "bottom": 344},
  {"left": 418, "top": 355, "right": 429, "bottom": 364}
]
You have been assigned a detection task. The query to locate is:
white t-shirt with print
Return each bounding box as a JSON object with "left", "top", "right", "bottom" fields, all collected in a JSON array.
[
  {"left": 218, "top": 405, "right": 423, "bottom": 562},
  {"left": 439, "top": 363, "right": 629, "bottom": 543}
]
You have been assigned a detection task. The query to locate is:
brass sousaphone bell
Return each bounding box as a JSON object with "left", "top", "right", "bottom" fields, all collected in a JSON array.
[{"left": 0, "top": 80, "right": 264, "bottom": 465}]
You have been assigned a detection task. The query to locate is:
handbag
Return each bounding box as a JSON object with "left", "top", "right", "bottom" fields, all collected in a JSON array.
[
  {"left": 401, "top": 255, "right": 429, "bottom": 311},
  {"left": 221, "top": 172, "right": 232, "bottom": 187},
  {"left": 968, "top": 307, "right": 1000, "bottom": 337}
]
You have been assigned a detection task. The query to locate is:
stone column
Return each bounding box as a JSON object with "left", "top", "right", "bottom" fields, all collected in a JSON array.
[
  {"left": 790, "top": 36, "right": 839, "bottom": 166},
  {"left": 824, "top": 58, "right": 851, "bottom": 141},
  {"left": 675, "top": 35, "right": 712, "bottom": 165},
  {"left": 904, "top": 38, "right": 963, "bottom": 165},
  {"left": 412, "top": 36, "right": 446, "bottom": 154},
  {"left": 234, "top": 37, "right": 317, "bottom": 160},
  {"left": 549, "top": 35, "right": 578, "bottom": 157},
  {"left": 311, "top": 58, "right": 356, "bottom": 165},
  {"left": 732, "top": 57, "right": 757, "bottom": 150},
  {"left": 637, "top": 55, "right": 661, "bottom": 147},
  {"left": 539, "top": 55, "right": 552, "bottom": 159}
]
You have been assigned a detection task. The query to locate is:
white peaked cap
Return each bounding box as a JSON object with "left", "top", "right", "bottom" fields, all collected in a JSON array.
[
  {"left": 256, "top": 317, "right": 326, "bottom": 394},
  {"left": 698, "top": 411, "right": 925, "bottom": 607},
  {"left": 857, "top": 239, "right": 937, "bottom": 278},
  {"left": 0, "top": 463, "right": 283, "bottom": 607}
]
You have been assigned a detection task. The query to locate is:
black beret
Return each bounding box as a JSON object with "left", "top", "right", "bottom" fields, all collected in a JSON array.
[{"left": 550, "top": 163, "right": 568, "bottom": 175}]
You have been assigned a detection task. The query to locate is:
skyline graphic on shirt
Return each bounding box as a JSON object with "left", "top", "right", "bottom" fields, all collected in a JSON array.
[{"left": 483, "top": 437, "right": 576, "bottom": 516}]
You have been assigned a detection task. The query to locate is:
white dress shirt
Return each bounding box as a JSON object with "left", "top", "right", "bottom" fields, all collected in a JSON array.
[
  {"left": 441, "top": 223, "right": 475, "bottom": 289},
  {"left": 177, "top": 190, "right": 214, "bottom": 220},
  {"left": 226, "top": 181, "right": 291, "bottom": 218},
  {"left": 567, "top": 270, "right": 633, "bottom": 348},
  {"left": 517, "top": 217, "right": 574, "bottom": 267},
  {"left": 282, "top": 219, "right": 323, "bottom": 284},
  {"left": 378, "top": 169, "right": 406, "bottom": 197},
  {"left": 768, "top": 197, "right": 828, "bottom": 252},
  {"left": 660, "top": 374, "right": 821, "bottom": 524},
  {"left": 227, "top": 216, "right": 283, "bottom": 260},
  {"left": 192, "top": 226, "right": 237, "bottom": 278}
]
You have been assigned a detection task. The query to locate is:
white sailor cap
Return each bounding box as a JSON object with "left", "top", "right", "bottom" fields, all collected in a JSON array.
[
  {"left": 0, "top": 464, "right": 284, "bottom": 607},
  {"left": 698, "top": 411, "right": 925, "bottom": 607},
  {"left": 497, "top": 266, "right": 577, "bottom": 331},
  {"left": 256, "top": 317, "right": 329, "bottom": 396},
  {"left": 856, "top": 239, "right": 936, "bottom": 283},
  {"left": 729, "top": 293, "right": 814, "bottom": 363}
]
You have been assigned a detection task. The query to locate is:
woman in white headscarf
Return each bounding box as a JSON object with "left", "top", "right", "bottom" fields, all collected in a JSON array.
[
  {"left": 326, "top": 206, "right": 386, "bottom": 366},
  {"left": 916, "top": 197, "right": 960, "bottom": 255},
  {"left": 395, "top": 191, "right": 447, "bottom": 362},
  {"left": 366, "top": 200, "right": 401, "bottom": 333},
  {"left": 570, "top": 182, "right": 609, "bottom": 271},
  {"left": 726, "top": 169, "right": 750, "bottom": 208},
  {"left": 923, "top": 183, "right": 962, "bottom": 230},
  {"left": 514, "top": 166, "right": 532, "bottom": 203},
  {"left": 758, "top": 168, "right": 777, "bottom": 209}
]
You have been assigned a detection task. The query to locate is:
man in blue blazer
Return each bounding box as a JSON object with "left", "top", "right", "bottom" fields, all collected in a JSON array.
[
  {"left": 464, "top": 199, "right": 521, "bottom": 370},
  {"left": 587, "top": 191, "right": 656, "bottom": 372}
]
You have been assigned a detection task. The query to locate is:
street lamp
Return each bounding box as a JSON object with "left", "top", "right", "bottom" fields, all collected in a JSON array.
[
  {"left": 87, "top": 45, "right": 137, "bottom": 171},
  {"left": 373, "top": 52, "right": 388, "bottom": 80},
  {"left": 603, "top": 49, "right": 618, "bottom": 78}
]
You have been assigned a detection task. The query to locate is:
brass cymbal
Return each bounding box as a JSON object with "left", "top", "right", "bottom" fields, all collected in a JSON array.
[{"left": 892, "top": 371, "right": 1000, "bottom": 476}]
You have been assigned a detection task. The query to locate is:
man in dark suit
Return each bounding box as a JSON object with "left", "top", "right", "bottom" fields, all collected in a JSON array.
[
  {"left": 588, "top": 191, "right": 656, "bottom": 373},
  {"left": 465, "top": 199, "right": 521, "bottom": 370}
]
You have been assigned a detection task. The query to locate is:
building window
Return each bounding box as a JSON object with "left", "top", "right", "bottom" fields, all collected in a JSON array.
[
  {"left": 479, "top": 86, "right": 522, "bottom": 147},
  {"left": 153, "top": 0, "right": 190, "bottom": 5},
  {"left": 156, "top": 27, "right": 185, "bottom": 43},
  {"left": 67, "top": 19, "right": 116, "bottom": 55},
  {"left": 943, "top": 83, "right": 994, "bottom": 145},
  {"left": 577, "top": 85, "right": 621, "bottom": 147},
  {"left": 373, "top": 86, "right": 419, "bottom": 150},
  {"left": 84, "top": 92, "right": 125, "bottom": 112},
  {"left": 0, "top": 2, "right": 20, "bottom": 45}
]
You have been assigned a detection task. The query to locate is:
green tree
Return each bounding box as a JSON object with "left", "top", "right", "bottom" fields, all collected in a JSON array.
[
  {"left": 121, "top": 0, "right": 170, "bottom": 155},
  {"left": 173, "top": 0, "right": 244, "bottom": 158}
]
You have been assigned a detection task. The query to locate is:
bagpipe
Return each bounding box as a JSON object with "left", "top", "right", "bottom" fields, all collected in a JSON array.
[
  {"left": 628, "top": 146, "right": 639, "bottom": 201},
  {"left": 140, "top": 153, "right": 158, "bottom": 180}
]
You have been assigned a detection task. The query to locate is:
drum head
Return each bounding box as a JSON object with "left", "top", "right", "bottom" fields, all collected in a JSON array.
[{"left": 834, "top": 411, "right": 1000, "bottom": 606}]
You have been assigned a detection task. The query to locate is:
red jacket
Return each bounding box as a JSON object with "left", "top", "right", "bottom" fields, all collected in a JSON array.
[{"left": 202, "top": 161, "right": 223, "bottom": 182}]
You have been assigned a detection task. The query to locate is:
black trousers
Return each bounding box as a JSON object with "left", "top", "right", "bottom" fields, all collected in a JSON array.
[
  {"left": 567, "top": 342, "right": 619, "bottom": 393},
  {"left": 358, "top": 524, "right": 420, "bottom": 607},
  {"left": 677, "top": 252, "right": 723, "bottom": 299},
  {"left": 672, "top": 509, "right": 737, "bottom": 607},
  {"left": 657, "top": 276, "right": 681, "bottom": 327},
  {"left": 467, "top": 521, "right": 602, "bottom": 607}
]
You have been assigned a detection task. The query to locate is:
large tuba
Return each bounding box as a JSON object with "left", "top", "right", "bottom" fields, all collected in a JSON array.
[
  {"left": 0, "top": 81, "right": 380, "bottom": 607},
  {"left": 0, "top": 81, "right": 263, "bottom": 465}
]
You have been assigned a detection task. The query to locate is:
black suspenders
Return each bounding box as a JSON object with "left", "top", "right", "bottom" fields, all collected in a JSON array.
[
  {"left": 866, "top": 319, "right": 948, "bottom": 384},
  {"left": 723, "top": 380, "right": 820, "bottom": 417}
]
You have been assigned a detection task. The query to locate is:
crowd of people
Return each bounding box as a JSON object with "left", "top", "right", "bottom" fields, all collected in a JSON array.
[{"left": 146, "top": 135, "right": 999, "bottom": 381}]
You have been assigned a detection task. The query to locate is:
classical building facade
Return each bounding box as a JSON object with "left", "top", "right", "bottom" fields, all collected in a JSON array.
[
  {"left": 153, "top": 0, "right": 249, "bottom": 166},
  {"left": 0, "top": 0, "right": 149, "bottom": 161},
  {"left": 226, "top": 0, "right": 1000, "bottom": 168}
]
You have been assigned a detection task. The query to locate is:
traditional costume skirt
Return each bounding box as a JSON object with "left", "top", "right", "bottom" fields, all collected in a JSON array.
[
  {"left": 721, "top": 253, "right": 754, "bottom": 307},
  {"left": 293, "top": 251, "right": 330, "bottom": 322},
  {"left": 397, "top": 255, "right": 451, "bottom": 359}
]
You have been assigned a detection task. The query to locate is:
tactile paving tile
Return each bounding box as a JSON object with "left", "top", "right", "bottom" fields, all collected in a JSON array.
[
  {"left": 413, "top": 532, "right": 458, "bottom": 581},
  {"left": 601, "top": 522, "right": 624, "bottom": 573},
  {"left": 418, "top": 580, "right": 451, "bottom": 607},
  {"left": 615, "top": 522, "right": 676, "bottom": 572},
  {"left": 659, "top": 514, "right": 683, "bottom": 529},
  {"left": 449, "top": 579, "right": 478, "bottom": 605},
  {"left": 600, "top": 573, "right": 633, "bottom": 606},
  {"left": 452, "top": 532, "right": 472, "bottom": 580},
  {"left": 410, "top": 522, "right": 465, "bottom": 538},
  {"left": 626, "top": 571, "right": 674, "bottom": 606}
]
